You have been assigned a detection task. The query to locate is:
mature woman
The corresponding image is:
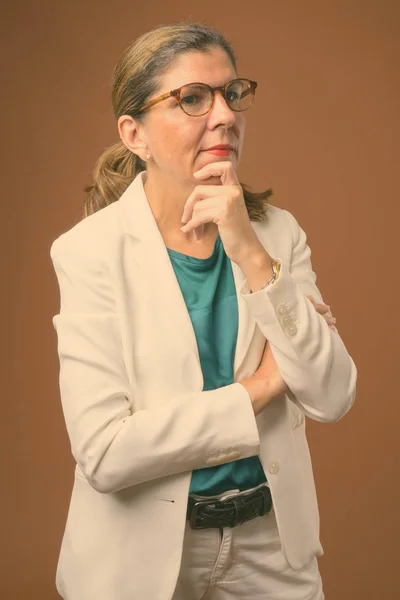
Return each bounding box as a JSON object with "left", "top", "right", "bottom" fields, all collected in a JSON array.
[{"left": 50, "top": 21, "right": 357, "bottom": 600}]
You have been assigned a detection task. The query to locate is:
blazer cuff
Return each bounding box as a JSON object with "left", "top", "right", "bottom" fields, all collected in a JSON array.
[{"left": 239, "top": 256, "right": 298, "bottom": 328}]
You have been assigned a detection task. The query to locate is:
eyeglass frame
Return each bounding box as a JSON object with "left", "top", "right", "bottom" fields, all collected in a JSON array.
[{"left": 136, "top": 78, "right": 258, "bottom": 117}]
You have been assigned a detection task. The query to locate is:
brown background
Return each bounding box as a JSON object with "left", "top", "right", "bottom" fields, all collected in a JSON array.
[{"left": 1, "top": 1, "right": 399, "bottom": 598}]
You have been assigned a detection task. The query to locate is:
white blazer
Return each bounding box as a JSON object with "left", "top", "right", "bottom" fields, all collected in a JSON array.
[{"left": 50, "top": 170, "right": 357, "bottom": 600}]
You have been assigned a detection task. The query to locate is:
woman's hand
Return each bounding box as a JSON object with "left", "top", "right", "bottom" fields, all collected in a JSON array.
[
  {"left": 252, "top": 295, "right": 337, "bottom": 405},
  {"left": 306, "top": 295, "right": 337, "bottom": 330},
  {"left": 180, "top": 162, "right": 337, "bottom": 330},
  {"left": 180, "top": 161, "right": 261, "bottom": 265}
]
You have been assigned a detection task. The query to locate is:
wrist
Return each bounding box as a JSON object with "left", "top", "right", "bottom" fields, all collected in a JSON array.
[
  {"left": 236, "top": 247, "right": 276, "bottom": 294},
  {"left": 240, "top": 377, "right": 271, "bottom": 416},
  {"left": 236, "top": 240, "right": 272, "bottom": 269}
]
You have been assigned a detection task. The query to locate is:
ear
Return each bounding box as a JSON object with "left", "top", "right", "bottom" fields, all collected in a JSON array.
[{"left": 118, "top": 115, "right": 148, "bottom": 161}]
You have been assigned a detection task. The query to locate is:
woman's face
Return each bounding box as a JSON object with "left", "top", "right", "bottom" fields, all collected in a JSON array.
[{"left": 137, "top": 47, "right": 246, "bottom": 186}]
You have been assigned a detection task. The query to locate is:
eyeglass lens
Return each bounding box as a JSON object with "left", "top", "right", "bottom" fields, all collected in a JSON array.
[{"left": 179, "top": 79, "right": 254, "bottom": 115}]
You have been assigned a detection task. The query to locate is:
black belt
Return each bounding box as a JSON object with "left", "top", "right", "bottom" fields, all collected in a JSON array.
[{"left": 186, "top": 483, "right": 272, "bottom": 529}]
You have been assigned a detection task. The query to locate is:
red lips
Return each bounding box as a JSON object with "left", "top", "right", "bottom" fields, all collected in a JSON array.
[{"left": 203, "top": 144, "right": 234, "bottom": 151}]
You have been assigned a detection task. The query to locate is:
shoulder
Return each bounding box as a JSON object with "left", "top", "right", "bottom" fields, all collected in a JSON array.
[
  {"left": 253, "top": 203, "right": 305, "bottom": 243},
  {"left": 50, "top": 201, "right": 120, "bottom": 267}
]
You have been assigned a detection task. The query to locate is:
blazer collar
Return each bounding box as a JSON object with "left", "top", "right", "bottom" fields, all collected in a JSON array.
[{"left": 116, "top": 170, "right": 257, "bottom": 379}]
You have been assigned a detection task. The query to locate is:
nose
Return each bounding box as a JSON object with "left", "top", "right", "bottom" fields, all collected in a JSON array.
[{"left": 208, "top": 90, "right": 236, "bottom": 126}]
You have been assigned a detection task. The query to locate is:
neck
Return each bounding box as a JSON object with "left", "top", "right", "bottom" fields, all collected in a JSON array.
[{"left": 143, "top": 169, "right": 218, "bottom": 241}]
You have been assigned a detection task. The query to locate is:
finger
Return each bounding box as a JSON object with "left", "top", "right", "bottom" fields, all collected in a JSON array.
[
  {"left": 193, "top": 161, "right": 240, "bottom": 186},
  {"left": 181, "top": 186, "right": 226, "bottom": 224},
  {"left": 313, "top": 301, "right": 331, "bottom": 312},
  {"left": 180, "top": 207, "right": 216, "bottom": 234},
  {"left": 310, "top": 301, "right": 329, "bottom": 315},
  {"left": 306, "top": 295, "right": 331, "bottom": 311},
  {"left": 181, "top": 197, "right": 219, "bottom": 231},
  {"left": 316, "top": 305, "right": 332, "bottom": 315},
  {"left": 180, "top": 223, "right": 204, "bottom": 240},
  {"left": 323, "top": 315, "right": 336, "bottom": 325}
]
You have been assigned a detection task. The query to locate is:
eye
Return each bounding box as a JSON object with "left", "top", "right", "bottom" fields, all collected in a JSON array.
[
  {"left": 226, "top": 90, "right": 240, "bottom": 102},
  {"left": 181, "top": 94, "right": 201, "bottom": 106}
]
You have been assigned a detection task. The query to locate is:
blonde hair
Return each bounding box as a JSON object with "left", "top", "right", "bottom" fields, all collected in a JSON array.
[{"left": 82, "top": 21, "right": 273, "bottom": 222}]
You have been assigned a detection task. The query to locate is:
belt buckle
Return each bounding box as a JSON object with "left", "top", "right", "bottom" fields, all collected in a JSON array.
[{"left": 189, "top": 499, "right": 215, "bottom": 529}]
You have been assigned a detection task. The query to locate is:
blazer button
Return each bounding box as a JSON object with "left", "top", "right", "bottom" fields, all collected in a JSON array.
[{"left": 268, "top": 460, "right": 279, "bottom": 474}]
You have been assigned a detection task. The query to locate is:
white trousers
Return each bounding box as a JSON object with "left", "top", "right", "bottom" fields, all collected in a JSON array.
[{"left": 172, "top": 502, "right": 325, "bottom": 600}]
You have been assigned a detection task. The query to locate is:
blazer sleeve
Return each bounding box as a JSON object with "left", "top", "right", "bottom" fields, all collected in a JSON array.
[
  {"left": 239, "top": 209, "right": 357, "bottom": 423},
  {"left": 50, "top": 237, "right": 260, "bottom": 494}
]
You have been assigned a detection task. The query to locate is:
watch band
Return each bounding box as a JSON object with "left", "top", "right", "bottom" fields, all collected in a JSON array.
[{"left": 249, "top": 260, "right": 281, "bottom": 294}]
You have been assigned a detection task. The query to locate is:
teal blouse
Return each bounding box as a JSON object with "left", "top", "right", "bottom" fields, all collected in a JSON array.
[{"left": 166, "top": 233, "right": 267, "bottom": 496}]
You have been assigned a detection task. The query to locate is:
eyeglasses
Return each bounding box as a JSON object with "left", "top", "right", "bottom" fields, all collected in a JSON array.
[{"left": 137, "top": 78, "right": 258, "bottom": 117}]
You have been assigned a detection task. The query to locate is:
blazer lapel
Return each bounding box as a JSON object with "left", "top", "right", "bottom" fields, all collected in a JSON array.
[{"left": 116, "top": 170, "right": 257, "bottom": 382}]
